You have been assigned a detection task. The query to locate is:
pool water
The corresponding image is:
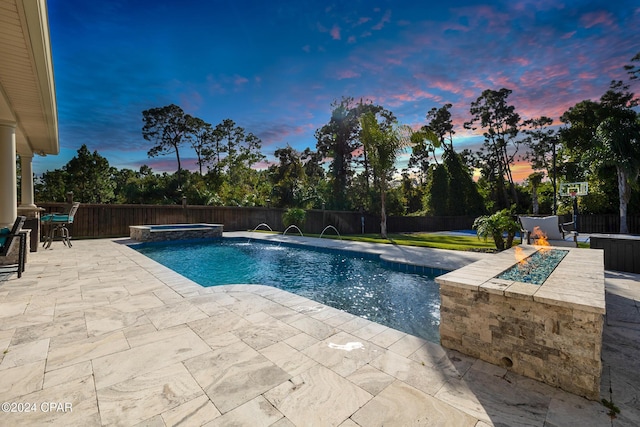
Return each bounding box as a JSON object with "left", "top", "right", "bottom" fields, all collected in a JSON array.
[{"left": 135, "top": 239, "right": 441, "bottom": 342}]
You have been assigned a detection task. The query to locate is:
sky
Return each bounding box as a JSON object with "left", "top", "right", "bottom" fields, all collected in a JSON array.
[{"left": 37, "top": 0, "right": 640, "bottom": 181}]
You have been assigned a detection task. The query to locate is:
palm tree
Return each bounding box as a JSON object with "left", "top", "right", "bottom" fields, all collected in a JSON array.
[
  {"left": 527, "top": 172, "right": 545, "bottom": 214},
  {"left": 359, "top": 111, "right": 410, "bottom": 238},
  {"left": 595, "top": 111, "right": 640, "bottom": 234}
]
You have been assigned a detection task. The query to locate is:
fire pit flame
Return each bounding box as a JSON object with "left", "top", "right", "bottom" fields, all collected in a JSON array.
[
  {"left": 500, "top": 247, "right": 569, "bottom": 285},
  {"left": 531, "top": 226, "right": 550, "bottom": 248},
  {"left": 514, "top": 246, "right": 528, "bottom": 265}
]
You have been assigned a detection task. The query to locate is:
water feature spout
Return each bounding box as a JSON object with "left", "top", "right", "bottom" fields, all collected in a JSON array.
[
  {"left": 252, "top": 223, "right": 273, "bottom": 232},
  {"left": 282, "top": 225, "right": 303, "bottom": 237},
  {"left": 319, "top": 225, "right": 341, "bottom": 240}
]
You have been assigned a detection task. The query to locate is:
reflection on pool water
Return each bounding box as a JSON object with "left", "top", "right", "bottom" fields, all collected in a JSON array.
[{"left": 134, "top": 239, "right": 441, "bottom": 342}]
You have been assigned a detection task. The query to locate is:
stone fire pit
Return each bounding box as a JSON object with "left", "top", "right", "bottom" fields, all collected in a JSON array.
[{"left": 436, "top": 245, "right": 605, "bottom": 400}]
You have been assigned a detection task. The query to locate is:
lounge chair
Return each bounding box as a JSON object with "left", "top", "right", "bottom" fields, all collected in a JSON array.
[
  {"left": 518, "top": 215, "right": 578, "bottom": 247},
  {"left": 41, "top": 202, "right": 80, "bottom": 249},
  {"left": 0, "top": 216, "right": 27, "bottom": 278}
]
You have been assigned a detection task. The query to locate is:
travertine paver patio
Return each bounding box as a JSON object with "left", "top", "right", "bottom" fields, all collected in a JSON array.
[{"left": 0, "top": 234, "right": 638, "bottom": 426}]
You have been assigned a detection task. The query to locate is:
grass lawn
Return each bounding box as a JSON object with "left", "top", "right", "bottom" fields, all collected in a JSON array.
[
  {"left": 250, "top": 230, "right": 589, "bottom": 251},
  {"left": 305, "top": 232, "right": 499, "bottom": 252}
]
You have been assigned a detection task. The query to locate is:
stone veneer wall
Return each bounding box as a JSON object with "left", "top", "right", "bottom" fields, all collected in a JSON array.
[
  {"left": 129, "top": 224, "right": 223, "bottom": 242},
  {"left": 436, "top": 246, "right": 605, "bottom": 400}
]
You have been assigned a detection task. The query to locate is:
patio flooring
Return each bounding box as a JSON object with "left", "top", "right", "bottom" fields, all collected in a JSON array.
[{"left": 0, "top": 233, "right": 638, "bottom": 426}]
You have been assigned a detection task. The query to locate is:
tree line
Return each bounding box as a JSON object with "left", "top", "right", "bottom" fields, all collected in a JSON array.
[{"left": 33, "top": 53, "right": 640, "bottom": 233}]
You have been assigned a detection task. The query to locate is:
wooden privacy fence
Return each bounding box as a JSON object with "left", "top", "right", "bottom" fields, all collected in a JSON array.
[
  {"left": 571, "top": 214, "right": 640, "bottom": 234},
  {"left": 37, "top": 203, "right": 639, "bottom": 239},
  {"left": 38, "top": 203, "right": 378, "bottom": 238}
]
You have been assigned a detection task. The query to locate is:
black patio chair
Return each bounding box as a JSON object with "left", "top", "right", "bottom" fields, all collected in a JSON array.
[{"left": 0, "top": 216, "right": 27, "bottom": 278}]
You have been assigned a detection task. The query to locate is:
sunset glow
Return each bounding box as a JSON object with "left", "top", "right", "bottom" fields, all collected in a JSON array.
[{"left": 38, "top": 0, "right": 639, "bottom": 180}]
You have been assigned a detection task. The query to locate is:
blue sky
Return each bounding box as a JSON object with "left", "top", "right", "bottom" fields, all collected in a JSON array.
[{"left": 37, "top": 0, "right": 639, "bottom": 180}]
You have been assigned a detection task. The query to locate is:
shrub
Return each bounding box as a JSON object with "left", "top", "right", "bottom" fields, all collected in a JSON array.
[
  {"left": 473, "top": 209, "right": 520, "bottom": 250},
  {"left": 282, "top": 208, "right": 306, "bottom": 229}
]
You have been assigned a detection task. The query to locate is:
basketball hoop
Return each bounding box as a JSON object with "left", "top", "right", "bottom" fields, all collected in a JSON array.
[
  {"left": 559, "top": 182, "right": 588, "bottom": 198},
  {"left": 559, "top": 181, "right": 588, "bottom": 235}
]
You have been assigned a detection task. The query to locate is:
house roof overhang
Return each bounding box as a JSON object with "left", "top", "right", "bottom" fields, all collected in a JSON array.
[{"left": 0, "top": 0, "right": 58, "bottom": 156}]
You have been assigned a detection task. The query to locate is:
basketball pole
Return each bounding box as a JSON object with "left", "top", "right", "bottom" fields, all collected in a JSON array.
[
  {"left": 572, "top": 193, "right": 579, "bottom": 233},
  {"left": 552, "top": 140, "right": 557, "bottom": 215}
]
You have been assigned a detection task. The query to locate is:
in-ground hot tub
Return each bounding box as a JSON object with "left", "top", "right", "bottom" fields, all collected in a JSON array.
[
  {"left": 129, "top": 223, "right": 223, "bottom": 242},
  {"left": 436, "top": 245, "right": 605, "bottom": 400}
]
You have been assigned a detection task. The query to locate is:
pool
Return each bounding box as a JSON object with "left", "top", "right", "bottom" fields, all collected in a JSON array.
[{"left": 134, "top": 239, "right": 441, "bottom": 342}]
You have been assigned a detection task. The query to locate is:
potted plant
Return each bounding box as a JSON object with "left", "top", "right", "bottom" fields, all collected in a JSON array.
[{"left": 473, "top": 209, "right": 520, "bottom": 250}]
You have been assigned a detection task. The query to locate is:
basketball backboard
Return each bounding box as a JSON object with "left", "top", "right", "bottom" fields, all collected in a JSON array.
[{"left": 559, "top": 181, "right": 588, "bottom": 197}]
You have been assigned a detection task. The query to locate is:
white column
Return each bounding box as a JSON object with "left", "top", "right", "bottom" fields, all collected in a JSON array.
[
  {"left": 0, "top": 122, "right": 17, "bottom": 228},
  {"left": 19, "top": 153, "right": 36, "bottom": 208}
]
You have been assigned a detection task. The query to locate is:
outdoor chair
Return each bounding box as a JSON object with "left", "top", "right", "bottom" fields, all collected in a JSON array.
[
  {"left": 0, "top": 216, "right": 27, "bottom": 278},
  {"left": 41, "top": 202, "right": 80, "bottom": 249},
  {"left": 518, "top": 215, "right": 578, "bottom": 247}
]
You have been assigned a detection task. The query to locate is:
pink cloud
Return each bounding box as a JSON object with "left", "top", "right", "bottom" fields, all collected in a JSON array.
[
  {"left": 347, "top": 35, "right": 356, "bottom": 44},
  {"left": 511, "top": 94, "right": 569, "bottom": 122},
  {"left": 206, "top": 74, "right": 226, "bottom": 95},
  {"left": 179, "top": 90, "right": 203, "bottom": 112},
  {"left": 256, "top": 122, "right": 315, "bottom": 146},
  {"left": 518, "top": 65, "right": 571, "bottom": 91},
  {"left": 451, "top": 5, "right": 511, "bottom": 34},
  {"left": 356, "top": 17, "right": 371, "bottom": 26},
  {"left": 580, "top": 11, "right": 616, "bottom": 29},
  {"left": 578, "top": 71, "right": 597, "bottom": 80},
  {"left": 336, "top": 69, "right": 361, "bottom": 79},
  {"left": 487, "top": 74, "right": 517, "bottom": 88},
  {"left": 252, "top": 160, "right": 276, "bottom": 170},
  {"left": 330, "top": 24, "right": 341, "bottom": 40},
  {"left": 372, "top": 10, "right": 391, "bottom": 30},
  {"left": 351, "top": 146, "right": 364, "bottom": 157},
  {"left": 207, "top": 74, "right": 252, "bottom": 94},
  {"left": 441, "top": 23, "right": 471, "bottom": 32},
  {"left": 427, "top": 79, "right": 476, "bottom": 98},
  {"left": 143, "top": 158, "right": 193, "bottom": 173},
  {"left": 234, "top": 75, "right": 249, "bottom": 86},
  {"left": 386, "top": 88, "right": 440, "bottom": 107},
  {"left": 511, "top": 160, "right": 535, "bottom": 182},
  {"left": 513, "top": 57, "right": 531, "bottom": 67}
]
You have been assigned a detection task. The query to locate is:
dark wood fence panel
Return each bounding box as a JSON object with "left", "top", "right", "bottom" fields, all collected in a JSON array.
[
  {"left": 560, "top": 214, "right": 640, "bottom": 234},
  {"left": 38, "top": 204, "right": 377, "bottom": 238},
  {"left": 38, "top": 203, "right": 639, "bottom": 238}
]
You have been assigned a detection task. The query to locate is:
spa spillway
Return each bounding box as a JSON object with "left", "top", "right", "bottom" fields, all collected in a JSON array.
[{"left": 129, "top": 224, "right": 223, "bottom": 242}]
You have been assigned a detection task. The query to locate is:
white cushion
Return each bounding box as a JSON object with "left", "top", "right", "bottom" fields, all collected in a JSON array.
[{"left": 519, "top": 216, "right": 563, "bottom": 240}]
